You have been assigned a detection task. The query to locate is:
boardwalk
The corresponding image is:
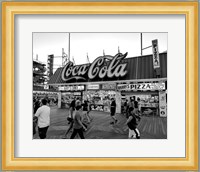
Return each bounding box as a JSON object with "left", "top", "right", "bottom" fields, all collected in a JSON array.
[{"left": 33, "top": 107, "right": 167, "bottom": 139}]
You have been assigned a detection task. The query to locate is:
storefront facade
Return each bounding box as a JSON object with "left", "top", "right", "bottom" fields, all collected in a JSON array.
[{"left": 48, "top": 52, "right": 167, "bottom": 117}]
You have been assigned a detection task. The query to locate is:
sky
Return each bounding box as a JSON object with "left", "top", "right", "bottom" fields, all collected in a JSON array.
[{"left": 33, "top": 32, "right": 167, "bottom": 71}]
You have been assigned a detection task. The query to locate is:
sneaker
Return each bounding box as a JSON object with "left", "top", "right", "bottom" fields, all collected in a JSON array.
[
  {"left": 110, "top": 121, "right": 114, "bottom": 125},
  {"left": 132, "top": 135, "right": 136, "bottom": 139},
  {"left": 115, "top": 119, "right": 118, "bottom": 124},
  {"left": 136, "top": 135, "right": 140, "bottom": 139}
]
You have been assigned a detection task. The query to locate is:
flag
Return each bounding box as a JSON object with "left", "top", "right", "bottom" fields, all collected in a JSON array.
[
  {"left": 118, "top": 46, "right": 120, "bottom": 53},
  {"left": 87, "top": 53, "right": 90, "bottom": 63},
  {"left": 72, "top": 56, "right": 75, "bottom": 65},
  {"left": 62, "top": 49, "right": 68, "bottom": 65},
  {"left": 62, "top": 51, "right": 68, "bottom": 58},
  {"left": 36, "top": 54, "right": 38, "bottom": 61},
  {"left": 68, "top": 33, "right": 71, "bottom": 61}
]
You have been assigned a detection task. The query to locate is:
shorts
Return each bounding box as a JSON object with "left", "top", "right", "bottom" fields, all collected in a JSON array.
[
  {"left": 83, "top": 111, "right": 88, "bottom": 117},
  {"left": 110, "top": 110, "right": 116, "bottom": 116},
  {"left": 135, "top": 108, "right": 139, "bottom": 114},
  {"left": 128, "top": 129, "right": 136, "bottom": 138},
  {"left": 128, "top": 128, "right": 140, "bottom": 139},
  {"left": 83, "top": 111, "right": 87, "bottom": 114},
  {"left": 38, "top": 126, "right": 49, "bottom": 139}
]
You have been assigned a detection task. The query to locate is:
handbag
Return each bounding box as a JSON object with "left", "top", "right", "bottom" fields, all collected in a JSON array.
[{"left": 67, "top": 117, "right": 73, "bottom": 123}]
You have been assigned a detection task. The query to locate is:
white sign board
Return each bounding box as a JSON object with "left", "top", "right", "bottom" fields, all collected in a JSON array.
[
  {"left": 58, "top": 85, "right": 84, "bottom": 91},
  {"left": 44, "top": 85, "right": 49, "bottom": 90},
  {"left": 87, "top": 84, "right": 99, "bottom": 90},
  {"left": 159, "top": 91, "right": 167, "bottom": 117}
]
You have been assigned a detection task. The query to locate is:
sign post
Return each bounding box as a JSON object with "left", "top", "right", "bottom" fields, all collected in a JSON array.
[
  {"left": 115, "top": 92, "right": 121, "bottom": 114},
  {"left": 159, "top": 91, "right": 167, "bottom": 117},
  {"left": 152, "top": 39, "right": 160, "bottom": 69}
]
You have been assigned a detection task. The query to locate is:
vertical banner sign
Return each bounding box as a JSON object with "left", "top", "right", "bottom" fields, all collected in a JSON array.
[
  {"left": 115, "top": 92, "right": 121, "bottom": 114},
  {"left": 152, "top": 39, "right": 160, "bottom": 69},
  {"left": 47, "top": 54, "right": 54, "bottom": 79},
  {"left": 159, "top": 91, "right": 167, "bottom": 117}
]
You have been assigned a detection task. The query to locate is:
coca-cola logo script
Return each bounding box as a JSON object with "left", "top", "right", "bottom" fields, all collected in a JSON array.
[{"left": 61, "top": 52, "right": 128, "bottom": 82}]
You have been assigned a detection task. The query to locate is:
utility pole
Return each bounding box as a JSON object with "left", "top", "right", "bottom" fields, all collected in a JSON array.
[
  {"left": 68, "top": 33, "right": 70, "bottom": 62},
  {"left": 141, "top": 33, "right": 143, "bottom": 56},
  {"left": 62, "top": 48, "right": 64, "bottom": 66}
]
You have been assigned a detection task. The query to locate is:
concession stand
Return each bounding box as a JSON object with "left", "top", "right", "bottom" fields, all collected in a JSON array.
[{"left": 48, "top": 51, "right": 167, "bottom": 117}]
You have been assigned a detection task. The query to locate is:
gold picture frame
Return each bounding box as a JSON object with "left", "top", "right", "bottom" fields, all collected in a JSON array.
[{"left": 2, "top": 1, "right": 198, "bottom": 170}]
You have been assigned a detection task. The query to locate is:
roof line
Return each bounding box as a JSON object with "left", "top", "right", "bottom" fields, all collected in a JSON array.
[
  {"left": 55, "top": 68, "right": 63, "bottom": 83},
  {"left": 48, "top": 78, "right": 167, "bottom": 86}
]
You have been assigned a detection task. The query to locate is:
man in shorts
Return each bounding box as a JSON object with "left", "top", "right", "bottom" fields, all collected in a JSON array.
[
  {"left": 82, "top": 100, "right": 91, "bottom": 123},
  {"left": 34, "top": 98, "right": 50, "bottom": 139}
]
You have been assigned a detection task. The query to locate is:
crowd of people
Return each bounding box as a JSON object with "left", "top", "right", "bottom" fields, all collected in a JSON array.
[{"left": 33, "top": 96, "right": 142, "bottom": 139}]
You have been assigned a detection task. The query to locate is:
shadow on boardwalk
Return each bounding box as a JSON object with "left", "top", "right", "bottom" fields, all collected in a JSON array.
[{"left": 33, "top": 108, "right": 167, "bottom": 139}]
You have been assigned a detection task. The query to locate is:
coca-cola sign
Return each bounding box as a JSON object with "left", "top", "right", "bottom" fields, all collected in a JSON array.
[{"left": 61, "top": 53, "right": 128, "bottom": 82}]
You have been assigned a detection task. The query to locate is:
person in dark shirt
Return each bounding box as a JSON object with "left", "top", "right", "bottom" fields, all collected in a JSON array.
[
  {"left": 134, "top": 99, "right": 138, "bottom": 109},
  {"left": 82, "top": 100, "right": 91, "bottom": 123},
  {"left": 134, "top": 97, "right": 141, "bottom": 116},
  {"left": 34, "top": 98, "right": 41, "bottom": 114},
  {"left": 126, "top": 107, "right": 141, "bottom": 139},
  {"left": 110, "top": 98, "right": 118, "bottom": 125},
  {"left": 127, "top": 98, "right": 134, "bottom": 118},
  {"left": 123, "top": 99, "right": 128, "bottom": 116}
]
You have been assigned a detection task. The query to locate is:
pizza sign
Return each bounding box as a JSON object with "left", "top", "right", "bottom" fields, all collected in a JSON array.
[{"left": 117, "top": 82, "right": 165, "bottom": 91}]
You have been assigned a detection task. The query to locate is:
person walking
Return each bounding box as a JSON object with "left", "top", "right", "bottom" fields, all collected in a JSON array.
[
  {"left": 62, "top": 114, "right": 74, "bottom": 139},
  {"left": 110, "top": 98, "right": 118, "bottom": 125},
  {"left": 67, "top": 97, "right": 76, "bottom": 123},
  {"left": 70, "top": 100, "right": 87, "bottom": 139},
  {"left": 123, "top": 99, "right": 128, "bottom": 116},
  {"left": 62, "top": 98, "right": 77, "bottom": 139},
  {"left": 34, "top": 97, "right": 41, "bottom": 114},
  {"left": 125, "top": 107, "right": 141, "bottom": 139},
  {"left": 135, "top": 97, "right": 141, "bottom": 116},
  {"left": 82, "top": 100, "right": 92, "bottom": 123},
  {"left": 126, "top": 97, "right": 134, "bottom": 118},
  {"left": 34, "top": 98, "right": 50, "bottom": 139}
]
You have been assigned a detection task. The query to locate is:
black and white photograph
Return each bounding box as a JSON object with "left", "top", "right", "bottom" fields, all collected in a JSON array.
[{"left": 33, "top": 32, "right": 167, "bottom": 139}]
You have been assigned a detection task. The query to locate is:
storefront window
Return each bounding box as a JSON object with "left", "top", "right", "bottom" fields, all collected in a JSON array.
[
  {"left": 83, "top": 90, "right": 116, "bottom": 112},
  {"left": 61, "top": 92, "right": 82, "bottom": 108}
]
